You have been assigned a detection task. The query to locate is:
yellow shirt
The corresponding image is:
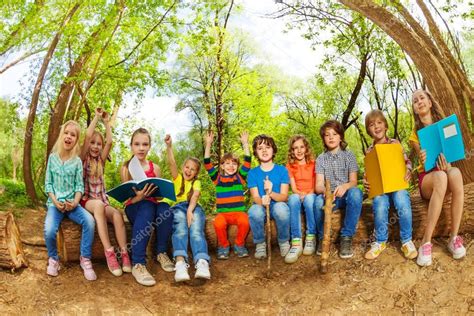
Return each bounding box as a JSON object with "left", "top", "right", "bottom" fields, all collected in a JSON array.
[
  {"left": 173, "top": 173, "right": 201, "bottom": 204},
  {"left": 409, "top": 129, "right": 425, "bottom": 172}
]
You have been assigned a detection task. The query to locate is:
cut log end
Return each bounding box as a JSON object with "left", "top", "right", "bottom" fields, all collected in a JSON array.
[{"left": 0, "top": 212, "right": 28, "bottom": 270}]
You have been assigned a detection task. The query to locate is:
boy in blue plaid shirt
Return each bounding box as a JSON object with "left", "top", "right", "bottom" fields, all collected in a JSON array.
[{"left": 314, "top": 120, "right": 363, "bottom": 258}]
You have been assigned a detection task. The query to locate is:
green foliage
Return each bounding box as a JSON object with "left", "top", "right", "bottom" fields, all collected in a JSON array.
[{"left": 0, "top": 178, "right": 33, "bottom": 213}]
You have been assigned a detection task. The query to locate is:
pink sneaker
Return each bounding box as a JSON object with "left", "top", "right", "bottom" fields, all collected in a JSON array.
[
  {"left": 80, "top": 256, "right": 97, "bottom": 281},
  {"left": 121, "top": 250, "right": 132, "bottom": 273},
  {"left": 105, "top": 248, "right": 122, "bottom": 276},
  {"left": 448, "top": 235, "right": 466, "bottom": 259},
  {"left": 47, "top": 257, "right": 60, "bottom": 277}
]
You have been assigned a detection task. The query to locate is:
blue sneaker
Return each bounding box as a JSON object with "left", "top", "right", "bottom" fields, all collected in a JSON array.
[
  {"left": 217, "top": 246, "right": 230, "bottom": 260},
  {"left": 233, "top": 245, "right": 249, "bottom": 258}
]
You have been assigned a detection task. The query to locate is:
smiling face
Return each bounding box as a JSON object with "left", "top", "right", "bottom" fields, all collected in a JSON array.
[
  {"left": 367, "top": 118, "right": 388, "bottom": 143},
  {"left": 183, "top": 159, "right": 199, "bottom": 181},
  {"left": 63, "top": 124, "right": 79, "bottom": 152},
  {"left": 221, "top": 159, "right": 238, "bottom": 176},
  {"left": 412, "top": 90, "right": 433, "bottom": 117},
  {"left": 88, "top": 133, "right": 104, "bottom": 158},
  {"left": 255, "top": 141, "right": 274, "bottom": 163},
  {"left": 323, "top": 128, "right": 341, "bottom": 151},
  {"left": 291, "top": 138, "right": 307, "bottom": 162},
  {"left": 131, "top": 132, "right": 151, "bottom": 161}
]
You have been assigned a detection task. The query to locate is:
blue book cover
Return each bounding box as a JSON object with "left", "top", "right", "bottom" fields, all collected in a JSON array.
[
  {"left": 107, "top": 178, "right": 176, "bottom": 203},
  {"left": 417, "top": 114, "right": 465, "bottom": 171}
]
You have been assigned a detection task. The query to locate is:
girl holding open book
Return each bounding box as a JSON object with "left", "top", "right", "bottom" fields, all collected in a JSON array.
[
  {"left": 410, "top": 89, "right": 466, "bottom": 266},
  {"left": 120, "top": 128, "right": 175, "bottom": 286}
]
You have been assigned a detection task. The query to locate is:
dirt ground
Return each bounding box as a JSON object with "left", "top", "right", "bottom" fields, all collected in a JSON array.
[{"left": 1, "top": 209, "right": 473, "bottom": 315}]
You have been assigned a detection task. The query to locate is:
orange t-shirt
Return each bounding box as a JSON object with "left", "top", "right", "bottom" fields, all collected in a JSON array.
[{"left": 286, "top": 160, "right": 316, "bottom": 194}]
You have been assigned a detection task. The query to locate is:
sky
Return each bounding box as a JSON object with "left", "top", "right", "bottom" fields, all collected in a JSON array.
[{"left": 0, "top": 0, "right": 321, "bottom": 140}]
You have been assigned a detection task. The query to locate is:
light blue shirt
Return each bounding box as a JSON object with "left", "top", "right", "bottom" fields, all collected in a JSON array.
[{"left": 45, "top": 153, "right": 84, "bottom": 207}]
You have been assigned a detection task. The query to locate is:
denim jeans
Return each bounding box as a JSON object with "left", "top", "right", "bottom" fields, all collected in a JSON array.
[
  {"left": 248, "top": 202, "right": 290, "bottom": 244},
  {"left": 372, "top": 190, "right": 413, "bottom": 244},
  {"left": 314, "top": 187, "right": 363, "bottom": 239},
  {"left": 288, "top": 193, "right": 317, "bottom": 239},
  {"left": 171, "top": 202, "right": 210, "bottom": 264},
  {"left": 44, "top": 205, "right": 95, "bottom": 260},
  {"left": 125, "top": 200, "right": 173, "bottom": 265}
]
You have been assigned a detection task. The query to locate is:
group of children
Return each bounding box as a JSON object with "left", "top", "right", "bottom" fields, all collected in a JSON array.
[{"left": 43, "top": 89, "right": 467, "bottom": 286}]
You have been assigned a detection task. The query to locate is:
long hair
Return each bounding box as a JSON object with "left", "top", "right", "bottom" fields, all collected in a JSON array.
[
  {"left": 319, "top": 120, "right": 348, "bottom": 151},
  {"left": 51, "top": 120, "right": 81, "bottom": 157},
  {"left": 412, "top": 89, "right": 445, "bottom": 132},
  {"left": 123, "top": 128, "right": 152, "bottom": 179},
  {"left": 287, "top": 134, "right": 314, "bottom": 164},
  {"left": 177, "top": 157, "right": 201, "bottom": 202},
  {"left": 88, "top": 131, "right": 105, "bottom": 178}
]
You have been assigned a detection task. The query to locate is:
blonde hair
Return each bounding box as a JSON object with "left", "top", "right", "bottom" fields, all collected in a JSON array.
[
  {"left": 88, "top": 131, "right": 104, "bottom": 178},
  {"left": 364, "top": 109, "right": 388, "bottom": 137},
  {"left": 51, "top": 120, "right": 81, "bottom": 157},
  {"left": 287, "top": 134, "right": 314, "bottom": 164},
  {"left": 177, "top": 157, "right": 201, "bottom": 202},
  {"left": 412, "top": 89, "right": 445, "bottom": 131}
]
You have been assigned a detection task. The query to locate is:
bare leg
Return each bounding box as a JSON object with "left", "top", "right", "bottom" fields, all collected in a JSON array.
[
  {"left": 105, "top": 205, "right": 127, "bottom": 252},
  {"left": 85, "top": 200, "right": 112, "bottom": 250},
  {"left": 446, "top": 167, "right": 464, "bottom": 238},
  {"left": 420, "top": 171, "right": 448, "bottom": 244}
]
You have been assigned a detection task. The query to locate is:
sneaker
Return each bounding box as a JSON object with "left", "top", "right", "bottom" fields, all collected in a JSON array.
[
  {"left": 105, "top": 248, "right": 122, "bottom": 276},
  {"left": 364, "top": 242, "right": 387, "bottom": 260},
  {"left": 447, "top": 235, "right": 466, "bottom": 259},
  {"left": 279, "top": 241, "right": 291, "bottom": 257},
  {"left": 416, "top": 242, "right": 433, "bottom": 267},
  {"left": 80, "top": 256, "right": 97, "bottom": 281},
  {"left": 255, "top": 242, "right": 267, "bottom": 259},
  {"left": 316, "top": 239, "right": 323, "bottom": 256},
  {"left": 132, "top": 263, "right": 156, "bottom": 286},
  {"left": 46, "top": 257, "right": 60, "bottom": 277},
  {"left": 303, "top": 236, "right": 316, "bottom": 255},
  {"left": 157, "top": 253, "right": 175, "bottom": 272},
  {"left": 401, "top": 240, "right": 418, "bottom": 259},
  {"left": 194, "top": 259, "right": 211, "bottom": 280},
  {"left": 284, "top": 245, "right": 303, "bottom": 264},
  {"left": 233, "top": 245, "right": 249, "bottom": 258},
  {"left": 121, "top": 250, "right": 132, "bottom": 273},
  {"left": 174, "top": 260, "right": 190, "bottom": 282},
  {"left": 339, "top": 236, "right": 353, "bottom": 259},
  {"left": 217, "top": 246, "right": 230, "bottom": 260}
]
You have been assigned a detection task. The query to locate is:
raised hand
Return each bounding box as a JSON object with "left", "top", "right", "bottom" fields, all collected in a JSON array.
[
  {"left": 164, "top": 134, "right": 172, "bottom": 147},
  {"left": 95, "top": 107, "right": 103, "bottom": 118},
  {"left": 205, "top": 131, "right": 214, "bottom": 146},
  {"left": 239, "top": 131, "right": 249, "bottom": 145}
]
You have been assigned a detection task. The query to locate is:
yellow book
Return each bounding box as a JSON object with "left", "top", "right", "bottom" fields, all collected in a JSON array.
[{"left": 364, "top": 143, "right": 409, "bottom": 199}]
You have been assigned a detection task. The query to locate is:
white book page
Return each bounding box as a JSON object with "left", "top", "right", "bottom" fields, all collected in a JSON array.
[{"left": 128, "top": 156, "right": 147, "bottom": 181}]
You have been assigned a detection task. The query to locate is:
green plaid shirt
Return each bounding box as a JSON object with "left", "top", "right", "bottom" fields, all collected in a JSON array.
[{"left": 45, "top": 153, "right": 84, "bottom": 207}]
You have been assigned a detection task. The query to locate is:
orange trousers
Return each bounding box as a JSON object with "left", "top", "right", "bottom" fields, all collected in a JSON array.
[{"left": 213, "top": 212, "right": 249, "bottom": 248}]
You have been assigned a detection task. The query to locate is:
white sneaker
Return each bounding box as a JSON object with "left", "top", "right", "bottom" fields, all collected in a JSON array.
[
  {"left": 131, "top": 264, "right": 156, "bottom": 286},
  {"left": 284, "top": 245, "right": 303, "bottom": 264},
  {"left": 254, "top": 242, "right": 267, "bottom": 259},
  {"left": 303, "top": 237, "right": 316, "bottom": 255},
  {"left": 174, "top": 260, "right": 190, "bottom": 282},
  {"left": 279, "top": 241, "right": 291, "bottom": 257},
  {"left": 416, "top": 242, "right": 433, "bottom": 267},
  {"left": 447, "top": 235, "right": 466, "bottom": 259},
  {"left": 194, "top": 259, "right": 211, "bottom": 280}
]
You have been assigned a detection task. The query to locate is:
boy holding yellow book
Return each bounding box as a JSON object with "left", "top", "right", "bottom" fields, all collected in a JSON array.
[{"left": 363, "top": 110, "right": 417, "bottom": 260}]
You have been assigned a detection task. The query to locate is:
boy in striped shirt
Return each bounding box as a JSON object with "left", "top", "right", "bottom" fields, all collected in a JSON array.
[{"left": 204, "top": 131, "right": 251, "bottom": 259}]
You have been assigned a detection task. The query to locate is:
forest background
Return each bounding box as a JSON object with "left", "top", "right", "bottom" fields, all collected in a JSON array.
[{"left": 1, "top": 0, "right": 473, "bottom": 214}]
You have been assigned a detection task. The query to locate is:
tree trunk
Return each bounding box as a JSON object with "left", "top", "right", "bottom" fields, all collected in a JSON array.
[
  {"left": 23, "top": 3, "right": 80, "bottom": 204},
  {"left": 339, "top": 0, "right": 474, "bottom": 183},
  {"left": 0, "top": 212, "right": 28, "bottom": 270}
]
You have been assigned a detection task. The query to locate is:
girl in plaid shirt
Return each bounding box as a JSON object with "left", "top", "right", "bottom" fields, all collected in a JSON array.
[{"left": 80, "top": 108, "right": 131, "bottom": 277}]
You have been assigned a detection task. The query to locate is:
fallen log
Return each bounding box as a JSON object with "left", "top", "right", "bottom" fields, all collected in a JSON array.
[{"left": 0, "top": 212, "right": 28, "bottom": 270}]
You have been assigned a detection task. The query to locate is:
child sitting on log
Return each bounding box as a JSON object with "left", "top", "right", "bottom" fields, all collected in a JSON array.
[
  {"left": 362, "top": 109, "right": 417, "bottom": 260},
  {"left": 204, "top": 130, "right": 251, "bottom": 259},
  {"left": 410, "top": 89, "right": 466, "bottom": 266},
  {"left": 314, "top": 120, "right": 363, "bottom": 259},
  {"left": 80, "top": 108, "right": 131, "bottom": 276},
  {"left": 44, "top": 120, "right": 96, "bottom": 280}
]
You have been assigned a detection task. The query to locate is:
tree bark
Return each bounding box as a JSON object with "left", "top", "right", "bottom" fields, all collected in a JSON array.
[
  {"left": 23, "top": 3, "right": 80, "bottom": 204},
  {"left": 0, "top": 212, "right": 28, "bottom": 270}
]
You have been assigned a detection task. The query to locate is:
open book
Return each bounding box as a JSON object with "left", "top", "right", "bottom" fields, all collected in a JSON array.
[
  {"left": 106, "top": 178, "right": 176, "bottom": 203},
  {"left": 417, "top": 114, "right": 465, "bottom": 171},
  {"left": 364, "top": 143, "right": 409, "bottom": 198}
]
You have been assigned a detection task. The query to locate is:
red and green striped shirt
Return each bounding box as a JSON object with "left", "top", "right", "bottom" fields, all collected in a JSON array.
[{"left": 204, "top": 155, "right": 251, "bottom": 213}]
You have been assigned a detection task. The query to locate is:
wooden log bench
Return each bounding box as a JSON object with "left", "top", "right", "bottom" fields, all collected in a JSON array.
[{"left": 56, "top": 183, "right": 474, "bottom": 261}]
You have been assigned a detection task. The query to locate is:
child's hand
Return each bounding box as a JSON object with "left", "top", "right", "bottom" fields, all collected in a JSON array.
[
  {"left": 299, "top": 193, "right": 306, "bottom": 202},
  {"left": 95, "top": 107, "right": 103, "bottom": 118},
  {"left": 363, "top": 178, "right": 370, "bottom": 192},
  {"left": 102, "top": 111, "right": 110, "bottom": 122},
  {"left": 263, "top": 176, "right": 273, "bottom": 195},
  {"left": 239, "top": 131, "right": 249, "bottom": 145},
  {"left": 54, "top": 199, "right": 66, "bottom": 212},
  {"left": 333, "top": 185, "right": 347, "bottom": 199},
  {"left": 205, "top": 131, "right": 214, "bottom": 145},
  {"left": 164, "top": 134, "right": 172, "bottom": 147},
  {"left": 419, "top": 149, "right": 426, "bottom": 167},
  {"left": 262, "top": 194, "right": 271, "bottom": 206},
  {"left": 64, "top": 200, "right": 76, "bottom": 212},
  {"left": 436, "top": 153, "right": 449, "bottom": 171},
  {"left": 187, "top": 210, "right": 194, "bottom": 227},
  {"left": 133, "top": 183, "right": 157, "bottom": 201}
]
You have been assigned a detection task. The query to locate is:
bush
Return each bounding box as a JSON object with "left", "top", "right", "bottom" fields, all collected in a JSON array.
[{"left": 0, "top": 178, "right": 33, "bottom": 213}]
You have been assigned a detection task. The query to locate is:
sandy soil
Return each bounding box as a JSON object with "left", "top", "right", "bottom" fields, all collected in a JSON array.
[{"left": 1, "top": 209, "right": 473, "bottom": 315}]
